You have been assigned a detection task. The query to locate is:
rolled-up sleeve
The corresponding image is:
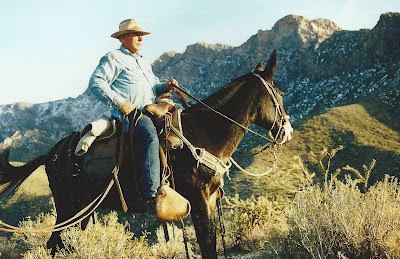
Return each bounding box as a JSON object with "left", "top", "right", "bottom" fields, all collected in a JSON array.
[
  {"left": 88, "top": 54, "right": 126, "bottom": 109},
  {"left": 148, "top": 64, "right": 169, "bottom": 97},
  {"left": 153, "top": 82, "right": 170, "bottom": 97}
]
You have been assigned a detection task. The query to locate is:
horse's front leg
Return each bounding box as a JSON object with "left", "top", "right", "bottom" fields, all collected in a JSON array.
[
  {"left": 47, "top": 230, "right": 64, "bottom": 256},
  {"left": 190, "top": 190, "right": 219, "bottom": 259}
]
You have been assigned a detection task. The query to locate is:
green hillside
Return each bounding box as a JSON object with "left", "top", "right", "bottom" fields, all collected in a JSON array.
[{"left": 226, "top": 100, "right": 400, "bottom": 198}]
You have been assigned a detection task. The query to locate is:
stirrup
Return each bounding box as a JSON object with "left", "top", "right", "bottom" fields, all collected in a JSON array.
[{"left": 156, "top": 181, "right": 191, "bottom": 222}]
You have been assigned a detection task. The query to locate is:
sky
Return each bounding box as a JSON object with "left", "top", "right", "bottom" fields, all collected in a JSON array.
[{"left": 0, "top": 0, "right": 398, "bottom": 105}]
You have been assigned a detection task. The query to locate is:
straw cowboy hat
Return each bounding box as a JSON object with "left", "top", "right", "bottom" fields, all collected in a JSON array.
[{"left": 111, "top": 19, "right": 150, "bottom": 38}]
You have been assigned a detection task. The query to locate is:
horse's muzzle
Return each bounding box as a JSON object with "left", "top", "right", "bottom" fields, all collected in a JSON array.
[{"left": 277, "top": 116, "right": 293, "bottom": 145}]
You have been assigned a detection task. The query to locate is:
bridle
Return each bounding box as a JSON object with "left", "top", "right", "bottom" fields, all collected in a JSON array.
[
  {"left": 173, "top": 72, "right": 290, "bottom": 149},
  {"left": 252, "top": 72, "right": 290, "bottom": 144}
]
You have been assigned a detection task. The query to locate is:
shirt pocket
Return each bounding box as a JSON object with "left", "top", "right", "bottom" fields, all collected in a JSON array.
[{"left": 122, "top": 63, "right": 142, "bottom": 81}]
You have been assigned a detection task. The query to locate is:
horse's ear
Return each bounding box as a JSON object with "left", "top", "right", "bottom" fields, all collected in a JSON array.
[
  {"left": 254, "top": 62, "right": 264, "bottom": 72},
  {"left": 263, "top": 49, "right": 277, "bottom": 78}
]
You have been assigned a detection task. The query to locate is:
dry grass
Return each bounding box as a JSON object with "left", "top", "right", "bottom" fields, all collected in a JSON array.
[
  {"left": 1, "top": 149, "right": 400, "bottom": 258},
  {"left": 150, "top": 223, "right": 198, "bottom": 258},
  {"left": 299, "top": 103, "right": 400, "bottom": 154},
  {"left": 220, "top": 146, "right": 400, "bottom": 258},
  {"left": 3, "top": 211, "right": 152, "bottom": 259},
  {"left": 283, "top": 147, "right": 400, "bottom": 258},
  {"left": 285, "top": 174, "right": 400, "bottom": 258},
  {"left": 0, "top": 211, "right": 200, "bottom": 258},
  {"left": 223, "top": 194, "right": 289, "bottom": 252}
]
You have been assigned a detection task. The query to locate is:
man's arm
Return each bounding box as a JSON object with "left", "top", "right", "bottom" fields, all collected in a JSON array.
[{"left": 88, "top": 54, "right": 126, "bottom": 110}]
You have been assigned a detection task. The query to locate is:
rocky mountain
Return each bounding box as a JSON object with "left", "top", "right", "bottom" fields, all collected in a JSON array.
[
  {"left": 153, "top": 13, "right": 400, "bottom": 121},
  {"left": 1, "top": 12, "right": 399, "bottom": 162}
]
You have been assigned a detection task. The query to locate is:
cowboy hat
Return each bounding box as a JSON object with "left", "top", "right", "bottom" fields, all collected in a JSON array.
[{"left": 111, "top": 19, "right": 150, "bottom": 38}]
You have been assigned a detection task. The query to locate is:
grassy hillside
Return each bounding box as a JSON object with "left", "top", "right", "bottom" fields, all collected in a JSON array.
[{"left": 226, "top": 99, "right": 400, "bottom": 198}]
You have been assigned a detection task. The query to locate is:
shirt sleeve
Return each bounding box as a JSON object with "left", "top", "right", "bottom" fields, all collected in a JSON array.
[
  {"left": 88, "top": 54, "right": 126, "bottom": 109},
  {"left": 149, "top": 63, "right": 170, "bottom": 97},
  {"left": 153, "top": 82, "right": 170, "bottom": 97}
]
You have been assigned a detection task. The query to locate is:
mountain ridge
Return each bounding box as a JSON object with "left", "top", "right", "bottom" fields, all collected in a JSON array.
[{"left": 0, "top": 12, "right": 399, "bottom": 162}]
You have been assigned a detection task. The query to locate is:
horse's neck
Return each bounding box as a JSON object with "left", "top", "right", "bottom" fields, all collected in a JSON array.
[{"left": 182, "top": 78, "right": 259, "bottom": 158}]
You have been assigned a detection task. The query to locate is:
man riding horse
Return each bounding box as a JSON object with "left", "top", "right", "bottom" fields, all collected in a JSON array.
[
  {"left": 88, "top": 18, "right": 178, "bottom": 210},
  {"left": 0, "top": 19, "right": 293, "bottom": 257}
]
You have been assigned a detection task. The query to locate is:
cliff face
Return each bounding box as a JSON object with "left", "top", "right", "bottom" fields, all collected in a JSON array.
[
  {"left": 153, "top": 15, "right": 343, "bottom": 95},
  {"left": 153, "top": 12, "right": 400, "bottom": 120},
  {"left": 1, "top": 13, "right": 399, "bottom": 161}
]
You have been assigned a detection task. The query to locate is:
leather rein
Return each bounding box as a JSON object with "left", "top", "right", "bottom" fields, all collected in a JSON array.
[{"left": 173, "top": 72, "right": 289, "bottom": 152}]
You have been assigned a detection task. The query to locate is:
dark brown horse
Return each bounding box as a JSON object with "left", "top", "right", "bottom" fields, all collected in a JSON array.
[{"left": 0, "top": 50, "right": 292, "bottom": 258}]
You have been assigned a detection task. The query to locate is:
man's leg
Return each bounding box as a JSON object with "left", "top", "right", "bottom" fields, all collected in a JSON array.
[{"left": 132, "top": 113, "right": 160, "bottom": 198}]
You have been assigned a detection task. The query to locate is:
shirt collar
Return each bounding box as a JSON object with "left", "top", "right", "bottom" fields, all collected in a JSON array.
[{"left": 119, "top": 45, "right": 142, "bottom": 58}]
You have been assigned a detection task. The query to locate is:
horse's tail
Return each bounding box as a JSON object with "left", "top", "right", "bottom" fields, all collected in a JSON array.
[{"left": 0, "top": 149, "right": 47, "bottom": 198}]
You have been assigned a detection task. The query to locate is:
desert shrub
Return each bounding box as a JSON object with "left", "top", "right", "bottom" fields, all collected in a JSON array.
[
  {"left": 223, "top": 194, "right": 289, "bottom": 251},
  {"left": 3, "top": 210, "right": 57, "bottom": 258},
  {"left": 14, "top": 211, "right": 56, "bottom": 246},
  {"left": 57, "top": 211, "right": 151, "bottom": 258},
  {"left": 0, "top": 236, "right": 20, "bottom": 258},
  {"left": 284, "top": 147, "right": 400, "bottom": 258},
  {"left": 7, "top": 211, "right": 151, "bottom": 258},
  {"left": 150, "top": 222, "right": 197, "bottom": 258}
]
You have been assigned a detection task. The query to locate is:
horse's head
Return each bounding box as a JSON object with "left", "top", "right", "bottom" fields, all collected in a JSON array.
[{"left": 253, "top": 50, "right": 293, "bottom": 145}]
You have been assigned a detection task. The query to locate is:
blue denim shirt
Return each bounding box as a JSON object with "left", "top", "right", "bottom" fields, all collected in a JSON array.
[{"left": 88, "top": 45, "right": 169, "bottom": 123}]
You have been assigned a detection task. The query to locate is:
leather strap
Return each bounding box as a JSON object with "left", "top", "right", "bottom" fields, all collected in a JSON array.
[{"left": 112, "top": 115, "right": 129, "bottom": 213}]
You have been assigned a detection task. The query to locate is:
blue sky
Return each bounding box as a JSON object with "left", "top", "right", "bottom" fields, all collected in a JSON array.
[{"left": 0, "top": 0, "right": 398, "bottom": 105}]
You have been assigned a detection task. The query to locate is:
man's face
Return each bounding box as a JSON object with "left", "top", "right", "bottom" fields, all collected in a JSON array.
[{"left": 120, "top": 32, "right": 144, "bottom": 54}]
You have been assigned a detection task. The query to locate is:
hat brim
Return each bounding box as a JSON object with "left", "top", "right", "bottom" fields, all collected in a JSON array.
[{"left": 111, "top": 30, "right": 150, "bottom": 38}]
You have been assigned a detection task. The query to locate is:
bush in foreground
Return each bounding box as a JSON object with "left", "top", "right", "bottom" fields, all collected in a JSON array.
[
  {"left": 222, "top": 147, "right": 400, "bottom": 258},
  {"left": 2, "top": 211, "right": 151, "bottom": 259},
  {"left": 1, "top": 147, "right": 399, "bottom": 258},
  {"left": 223, "top": 194, "right": 288, "bottom": 252},
  {"left": 282, "top": 148, "right": 400, "bottom": 258},
  {"left": 284, "top": 174, "right": 400, "bottom": 258}
]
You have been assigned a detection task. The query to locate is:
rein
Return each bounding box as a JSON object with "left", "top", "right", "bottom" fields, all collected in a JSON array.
[
  {"left": 172, "top": 77, "right": 273, "bottom": 143},
  {"left": 171, "top": 73, "right": 288, "bottom": 178},
  {"left": 173, "top": 72, "right": 289, "bottom": 147}
]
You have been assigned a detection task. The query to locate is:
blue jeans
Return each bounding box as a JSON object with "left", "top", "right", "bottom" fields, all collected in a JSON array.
[{"left": 127, "top": 112, "right": 160, "bottom": 198}]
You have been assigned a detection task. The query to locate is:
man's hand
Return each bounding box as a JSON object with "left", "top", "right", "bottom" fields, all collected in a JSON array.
[
  {"left": 166, "top": 79, "right": 179, "bottom": 91},
  {"left": 120, "top": 101, "right": 136, "bottom": 115}
]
